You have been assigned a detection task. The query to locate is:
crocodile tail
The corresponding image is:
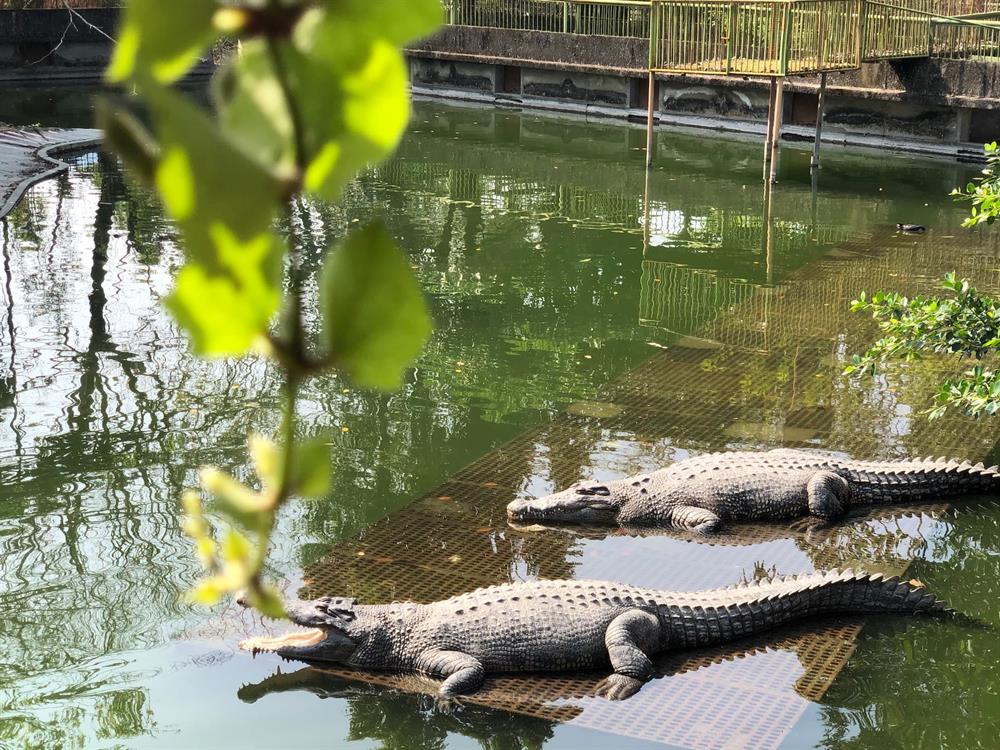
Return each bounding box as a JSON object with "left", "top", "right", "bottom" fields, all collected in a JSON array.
[
  {"left": 846, "top": 457, "right": 1000, "bottom": 504},
  {"left": 663, "top": 569, "right": 949, "bottom": 648}
]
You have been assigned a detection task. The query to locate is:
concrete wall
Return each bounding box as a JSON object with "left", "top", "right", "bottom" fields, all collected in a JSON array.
[
  {"left": 0, "top": 9, "right": 212, "bottom": 82},
  {"left": 407, "top": 26, "right": 1000, "bottom": 160}
]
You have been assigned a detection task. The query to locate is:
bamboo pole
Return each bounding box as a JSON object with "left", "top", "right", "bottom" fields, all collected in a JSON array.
[{"left": 811, "top": 72, "right": 827, "bottom": 170}]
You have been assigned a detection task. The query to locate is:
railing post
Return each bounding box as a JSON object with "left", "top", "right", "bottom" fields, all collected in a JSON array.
[
  {"left": 858, "top": 0, "right": 867, "bottom": 63},
  {"left": 779, "top": 3, "right": 792, "bottom": 75},
  {"left": 563, "top": 1, "right": 570, "bottom": 33},
  {"left": 449, "top": 0, "right": 457, "bottom": 26},
  {"left": 817, "top": 2, "right": 827, "bottom": 69},
  {"left": 811, "top": 72, "right": 827, "bottom": 170},
  {"left": 763, "top": 78, "right": 777, "bottom": 179},
  {"left": 646, "top": 1, "right": 660, "bottom": 169},
  {"left": 769, "top": 79, "right": 786, "bottom": 183},
  {"left": 725, "top": 3, "right": 735, "bottom": 74}
]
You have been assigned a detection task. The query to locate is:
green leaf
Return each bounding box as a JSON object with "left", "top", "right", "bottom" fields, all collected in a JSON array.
[
  {"left": 246, "top": 584, "right": 287, "bottom": 620},
  {"left": 213, "top": 2, "right": 440, "bottom": 201},
  {"left": 287, "top": 17, "right": 411, "bottom": 200},
  {"left": 317, "top": 0, "right": 442, "bottom": 54},
  {"left": 249, "top": 434, "right": 282, "bottom": 488},
  {"left": 124, "top": 85, "right": 286, "bottom": 356},
  {"left": 145, "top": 85, "right": 283, "bottom": 253},
  {"left": 320, "top": 222, "right": 432, "bottom": 389},
  {"left": 107, "top": 0, "right": 217, "bottom": 84},
  {"left": 96, "top": 100, "right": 160, "bottom": 184},
  {"left": 167, "top": 229, "right": 284, "bottom": 356},
  {"left": 289, "top": 437, "right": 332, "bottom": 499},
  {"left": 214, "top": 39, "right": 297, "bottom": 177}
]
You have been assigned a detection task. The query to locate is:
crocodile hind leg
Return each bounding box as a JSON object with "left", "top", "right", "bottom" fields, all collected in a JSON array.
[
  {"left": 807, "top": 471, "right": 851, "bottom": 521},
  {"left": 670, "top": 505, "right": 723, "bottom": 533},
  {"left": 596, "top": 609, "right": 661, "bottom": 701},
  {"left": 417, "top": 649, "right": 486, "bottom": 696}
]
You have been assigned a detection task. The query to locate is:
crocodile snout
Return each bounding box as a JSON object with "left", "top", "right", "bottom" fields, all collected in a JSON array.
[{"left": 506, "top": 498, "right": 530, "bottom": 520}]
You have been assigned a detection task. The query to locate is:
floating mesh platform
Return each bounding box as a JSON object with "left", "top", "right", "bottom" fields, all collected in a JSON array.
[{"left": 293, "top": 230, "right": 1000, "bottom": 750}]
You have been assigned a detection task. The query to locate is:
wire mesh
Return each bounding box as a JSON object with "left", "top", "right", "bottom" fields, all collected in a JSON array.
[{"left": 298, "top": 227, "right": 1000, "bottom": 749}]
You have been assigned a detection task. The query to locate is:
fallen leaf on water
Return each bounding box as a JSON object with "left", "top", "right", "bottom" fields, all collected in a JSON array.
[
  {"left": 580, "top": 258, "right": 592, "bottom": 263},
  {"left": 476, "top": 526, "right": 493, "bottom": 533},
  {"left": 448, "top": 555, "right": 461, "bottom": 564},
  {"left": 355, "top": 551, "right": 366, "bottom": 557},
  {"left": 908, "top": 578, "right": 925, "bottom": 588},
  {"left": 341, "top": 426, "right": 350, "bottom": 433},
  {"left": 437, "top": 495, "right": 452, "bottom": 502},
  {"left": 373, "top": 556, "right": 394, "bottom": 564},
  {"left": 482, "top": 482, "right": 498, "bottom": 488}
]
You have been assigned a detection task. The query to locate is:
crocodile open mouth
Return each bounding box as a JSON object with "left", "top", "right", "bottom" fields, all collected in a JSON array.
[{"left": 240, "top": 627, "right": 326, "bottom": 654}]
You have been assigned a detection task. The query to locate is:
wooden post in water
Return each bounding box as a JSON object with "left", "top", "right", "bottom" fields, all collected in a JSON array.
[
  {"left": 646, "top": 71, "right": 656, "bottom": 169},
  {"left": 811, "top": 72, "right": 827, "bottom": 170},
  {"left": 763, "top": 78, "right": 777, "bottom": 181},
  {"left": 768, "top": 78, "right": 785, "bottom": 184}
]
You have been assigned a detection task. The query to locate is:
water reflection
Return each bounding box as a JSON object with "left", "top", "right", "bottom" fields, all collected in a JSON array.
[
  {"left": 0, "top": 96, "right": 997, "bottom": 747},
  {"left": 239, "top": 669, "right": 561, "bottom": 750}
]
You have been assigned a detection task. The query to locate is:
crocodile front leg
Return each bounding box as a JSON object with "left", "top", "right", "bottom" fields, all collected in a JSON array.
[
  {"left": 597, "top": 609, "right": 661, "bottom": 700},
  {"left": 670, "top": 505, "right": 722, "bottom": 533},
  {"left": 416, "top": 649, "right": 486, "bottom": 696},
  {"left": 807, "top": 471, "right": 850, "bottom": 521}
]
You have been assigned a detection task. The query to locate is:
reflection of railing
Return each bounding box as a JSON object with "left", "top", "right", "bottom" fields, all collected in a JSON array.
[{"left": 444, "top": 0, "right": 651, "bottom": 37}]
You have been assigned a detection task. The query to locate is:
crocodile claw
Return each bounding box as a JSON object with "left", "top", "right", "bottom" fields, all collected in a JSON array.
[{"left": 595, "top": 674, "right": 644, "bottom": 701}]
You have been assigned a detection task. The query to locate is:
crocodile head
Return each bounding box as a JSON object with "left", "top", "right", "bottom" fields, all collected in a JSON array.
[
  {"left": 506, "top": 481, "right": 625, "bottom": 524},
  {"left": 239, "top": 596, "right": 363, "bottom": 664}
]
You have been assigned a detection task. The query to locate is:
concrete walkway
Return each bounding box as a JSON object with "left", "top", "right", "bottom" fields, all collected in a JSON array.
[{"left": 0, "top": 127, "right": 102, "bottom": 219}]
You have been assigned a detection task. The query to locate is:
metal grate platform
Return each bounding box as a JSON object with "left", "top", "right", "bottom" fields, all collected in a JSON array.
[{"left": 294, "top": 229, "right": 1000, "bottom": 749}]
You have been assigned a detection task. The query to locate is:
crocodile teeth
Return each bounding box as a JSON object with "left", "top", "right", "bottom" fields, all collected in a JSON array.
[{"left": 240, "top": 628, "right": 326, "bottom": 653}]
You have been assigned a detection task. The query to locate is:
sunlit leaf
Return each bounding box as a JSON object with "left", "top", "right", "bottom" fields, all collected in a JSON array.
[
  {"left": 215, "top": 39, "right": 297, "bottom": 177},
  {"left": 107, "top": 0, "right": 217, "bottom": 84},
  {"left": 113, "top": 84, "right": 287, "bottom": 356},
  {"left": 320, "top": 223, "right": 432, "bottom": 389},
  {"left": 96, "top": 100, "right": 159, "bottom": 184},
  {"left": 245, "top": 584, "right": 286, "bottom": 620},
  {"left": 145, "top": 85, "right": 283, "bottom": 255},
  {"left": 315, "top": 0, "right": 442, "bottom": 61},
  {"left": 249, "top": 434, "right": 281, "bottom": 488},
  {"left": 167, "top": 228, "right": 284, "bottom": 356}
]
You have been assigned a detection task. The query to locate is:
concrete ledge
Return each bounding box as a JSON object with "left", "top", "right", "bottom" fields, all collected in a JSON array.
[{"left": 0, "top": 128, "right": 102, "bottom": 219}]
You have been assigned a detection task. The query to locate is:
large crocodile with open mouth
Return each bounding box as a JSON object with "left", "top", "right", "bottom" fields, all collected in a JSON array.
[
  {"left": 505, "top": 449, "right": 1000, "bottom": 532},
  {"left": 240, "top": 570, "right": 949, "bottom": 700}
]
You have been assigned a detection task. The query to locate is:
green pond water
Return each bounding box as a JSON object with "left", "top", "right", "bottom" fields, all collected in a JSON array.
[{"left": 0, "top": 91, "right": 998, "bottom": 749}]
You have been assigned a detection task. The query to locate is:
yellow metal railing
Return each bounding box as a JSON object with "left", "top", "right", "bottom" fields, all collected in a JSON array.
[
  {"left": 445, "top": 0, "right": 651, "bottom": 37},
  {"left": 929, "top": 3, "right": 1000, "bottom": 59},
  {"left": 440, "top": 0, "right": 1000, "bottom": 73},
  {"left": 863, "top": 0, "right": 1000, "bottom": 59},
  {"left": 649, "top": 1, "right": 861, "bottom": 76}
]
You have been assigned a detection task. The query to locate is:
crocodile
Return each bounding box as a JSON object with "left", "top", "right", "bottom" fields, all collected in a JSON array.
[
  {"left": 240, "top": 570, "right": 948, "bottom": 700},
  {"left": 505, "top": 449, "right": 1000, "bottom": 532}
]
